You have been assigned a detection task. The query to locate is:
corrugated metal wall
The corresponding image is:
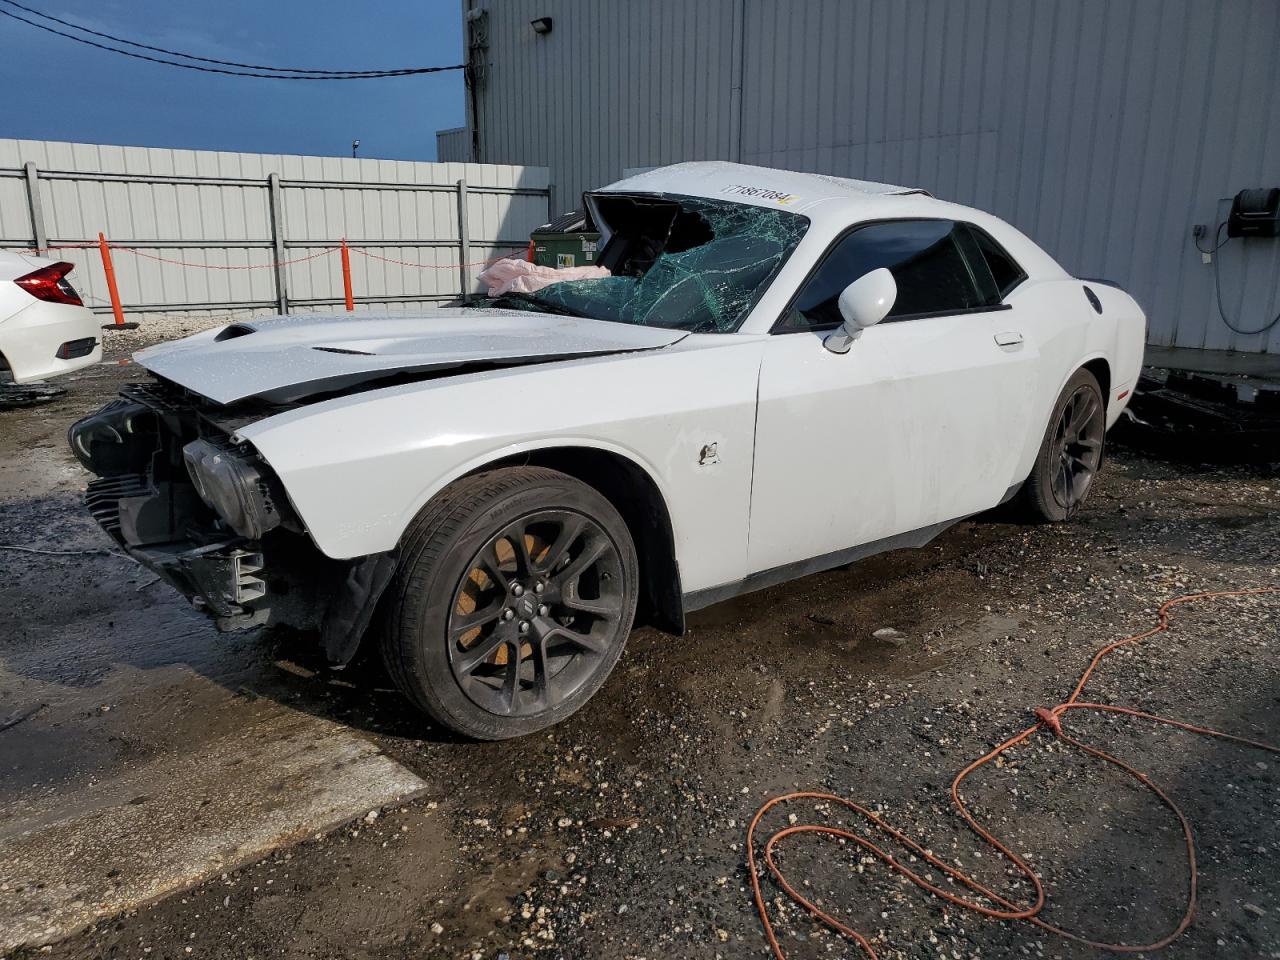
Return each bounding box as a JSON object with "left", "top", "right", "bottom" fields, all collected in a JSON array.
[
  {"left": 436, "top": 127, "right": 472, "bottom": 163},
  {"left": 469, "top": 0, "right": 743, "bottom": 215},
  {"left": 471, "top": 0, "right": 1280, "bottom": 354},
  {"left": 0, "top": 139, "right": 550, "bottom": 323}
]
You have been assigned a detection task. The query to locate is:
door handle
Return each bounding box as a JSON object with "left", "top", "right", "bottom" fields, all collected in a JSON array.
[{"left": 994, "top": 331, "right": 1024, "bottom": 346}]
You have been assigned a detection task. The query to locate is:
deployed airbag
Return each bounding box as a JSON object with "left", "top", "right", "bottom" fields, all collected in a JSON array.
[{"left": 478, "top": 258, "right": 611, "bottom": 296}]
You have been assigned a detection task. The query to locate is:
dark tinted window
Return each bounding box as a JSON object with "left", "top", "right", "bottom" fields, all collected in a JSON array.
[
  {"left": 779, "top": 219, "right": 987, "bottom": 331},
  {"left": 969, "top": 226, "right": 1026, "bottom": 298}
]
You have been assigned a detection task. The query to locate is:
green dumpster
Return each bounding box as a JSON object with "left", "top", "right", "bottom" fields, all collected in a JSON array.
[{"left": 530, "top": 210, "right": 600, "bottom": 269}]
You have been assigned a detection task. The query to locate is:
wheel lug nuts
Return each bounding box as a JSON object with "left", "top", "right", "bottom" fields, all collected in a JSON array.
[
  {"left": 518, "top": 621, "right": 530, "bottom": 634},
  {"left": 511, "top": 583, "right": 524, "bottom": 597},
  {"left": 538, "top": 604, "right": 549, "bottom": 617},
  {"left": 502, "top": 608, "right": 514, "bottom": 620},
  {"left": 534, "top": 581, "right": 545, "bottom": 593}
]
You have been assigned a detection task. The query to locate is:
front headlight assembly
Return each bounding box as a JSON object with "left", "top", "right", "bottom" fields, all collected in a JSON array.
[{"left": 183, "top": 439, "right": 289, "bottom": 541}]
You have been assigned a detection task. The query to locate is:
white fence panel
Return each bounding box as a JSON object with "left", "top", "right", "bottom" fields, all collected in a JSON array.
[{"left": 0, "top": 138, "right": 551, "bottom": 323}]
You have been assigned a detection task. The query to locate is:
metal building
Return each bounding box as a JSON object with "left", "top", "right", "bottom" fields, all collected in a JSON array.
[{"left": 453, "top": 0, "right": 1280, "bottom": 356}]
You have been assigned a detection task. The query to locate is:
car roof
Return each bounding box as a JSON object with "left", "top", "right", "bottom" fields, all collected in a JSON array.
[{"left": 595, "top": 161, "right": 929, "bottom": 214}]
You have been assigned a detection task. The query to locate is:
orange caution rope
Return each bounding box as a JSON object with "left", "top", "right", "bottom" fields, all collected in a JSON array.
[
  {"left": 347, "top": 245, "right": 527, "bottom": 269},
  {"left": 120, "top": 245, "right": 340, "bottom": 269},
  {"left": 747, "top": 587, "right": 1280, "bottom": 958}
]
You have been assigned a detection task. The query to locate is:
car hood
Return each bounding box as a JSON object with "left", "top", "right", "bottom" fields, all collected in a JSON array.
[{"left": 135, "top": 309, "right": 689, "bottom": 405}]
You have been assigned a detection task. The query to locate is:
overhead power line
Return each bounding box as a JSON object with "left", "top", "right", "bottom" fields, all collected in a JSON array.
[
  {"left": 0, "top": 1, "right": 464, "bottom": 79},
  {"left": 0, "top": 0, "right": 432, "bottom": 74}
]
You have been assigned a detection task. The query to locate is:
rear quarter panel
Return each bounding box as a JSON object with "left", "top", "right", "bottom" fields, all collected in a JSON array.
[
  {"left": 1089, "top": 282, "right": 1147, "bottom": 411},
  {"left": 1005, "top": 278, "right": 1146, "bottom": 485}
]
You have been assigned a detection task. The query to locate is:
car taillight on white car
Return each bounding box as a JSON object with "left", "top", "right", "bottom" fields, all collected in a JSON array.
[{"left": 15, "top": 261, "right": 84, "bottom": 307}]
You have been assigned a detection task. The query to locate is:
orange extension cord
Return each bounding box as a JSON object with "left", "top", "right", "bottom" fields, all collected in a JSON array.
[{"left": 747, "top": 588, "right": 1280, "bottom": 958}]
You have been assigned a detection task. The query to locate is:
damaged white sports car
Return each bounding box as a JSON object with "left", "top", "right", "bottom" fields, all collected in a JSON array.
[{"left": 70, "top": 162, "right": 1145, "bottom": 739}]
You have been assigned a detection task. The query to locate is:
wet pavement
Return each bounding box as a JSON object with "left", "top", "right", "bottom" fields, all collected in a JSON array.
[
  {"left": 0, "top": 361, "right": 424, "bottom": 952},
  {"left": 1, "top": 355, "right": 1277, "bottom": 959}
]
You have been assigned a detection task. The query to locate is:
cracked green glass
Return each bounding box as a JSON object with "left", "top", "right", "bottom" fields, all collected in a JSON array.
[{"left": 486, "top": 196, "right": 808, "bottom": 333}]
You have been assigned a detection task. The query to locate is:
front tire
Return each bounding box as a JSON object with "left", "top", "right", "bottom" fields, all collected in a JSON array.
[
  {"left": 380, "top": 466, "right": 638, "bottom": 740},
  {"left": 1018, "top": 369, "right": 1106, "bottom": 522}
]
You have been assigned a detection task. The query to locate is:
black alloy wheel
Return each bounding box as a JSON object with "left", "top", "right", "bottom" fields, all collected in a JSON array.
[
  {"left": 379, "top": 466, "right": 638, "bottom": 740},
  {"left": 1019, "top": 368, "right": 1107, "bottom": 522},
  {"left": 1049, "top": 383, "right": 1105, "bottom": 512},
  {"left": 447, "top": 510, "right": 628, "bottom": 717}
]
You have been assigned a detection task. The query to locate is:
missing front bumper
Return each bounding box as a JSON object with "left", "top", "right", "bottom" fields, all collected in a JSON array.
[{"left": 132, "top": 540, "right": 270, "bottom": 626}]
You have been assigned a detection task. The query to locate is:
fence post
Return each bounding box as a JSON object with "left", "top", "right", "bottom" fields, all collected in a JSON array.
[
  {"left": 340, "top": 238, "right": 354, "bottom": 311},
  {"left": 267, "top": 173, "right": 289, "bottom": 314},
  {"left": 23, "top": 162, "right": 48, "bottom": 254},
  {"left": 97, "top": 233, "right": 125, "bottom": 327},
  {"left": 457, "top": 178, "right": 471, "bottom": 303}
]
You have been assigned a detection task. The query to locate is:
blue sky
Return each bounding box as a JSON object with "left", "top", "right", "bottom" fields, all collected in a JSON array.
[{"left": 0, "top": 0, "right": 466, "bottom": 160}]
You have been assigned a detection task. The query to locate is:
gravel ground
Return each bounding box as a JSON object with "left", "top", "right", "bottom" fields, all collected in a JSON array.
[
  {"left": 1, "top": 363, "right": 1277, "bottom": 960},
  {"left": 97, "top": 311, "right": 261, "bottom": 355}
]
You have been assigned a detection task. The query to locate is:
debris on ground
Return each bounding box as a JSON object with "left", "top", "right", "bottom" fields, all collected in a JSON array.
[{"left": 0, "top": 382, "right": 65, "bottom": 409}]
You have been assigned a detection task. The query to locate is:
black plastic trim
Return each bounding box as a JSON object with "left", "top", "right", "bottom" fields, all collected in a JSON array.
[
  {"left": 1083, "top": 285, "right": 1103, "bottom": 314},
  {"left": 774, "top": 302, "right": 1012, "bottom": 335},
  {"left": 1077, "top": 276, "right": 1124, "bottom": 290}
]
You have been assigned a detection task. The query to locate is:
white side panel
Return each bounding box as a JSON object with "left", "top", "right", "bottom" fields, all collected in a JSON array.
[
  {"left": 242, "top": 339, "right": 764, "bottom": 593},
  {"left": 748, "top": 308, "right": 1038, "bottom": 575}
]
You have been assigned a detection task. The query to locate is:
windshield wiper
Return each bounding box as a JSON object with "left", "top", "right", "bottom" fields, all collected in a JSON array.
[{"left": 483, "top": 292, "right": 591, "bottom": 319}]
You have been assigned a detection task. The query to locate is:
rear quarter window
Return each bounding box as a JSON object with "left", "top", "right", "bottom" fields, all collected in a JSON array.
[{"left": 968, "top": 226, "right": 1027, "bottom": 299}]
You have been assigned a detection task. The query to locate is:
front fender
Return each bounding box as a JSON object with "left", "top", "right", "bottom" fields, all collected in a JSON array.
[{"left": 239, "top": 340, "right": 763, "bottom": 595}]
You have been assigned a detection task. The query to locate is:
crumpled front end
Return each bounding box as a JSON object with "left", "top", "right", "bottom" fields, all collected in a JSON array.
[{"left": 69, "top": 378, "right": 390, "bottom": 662}]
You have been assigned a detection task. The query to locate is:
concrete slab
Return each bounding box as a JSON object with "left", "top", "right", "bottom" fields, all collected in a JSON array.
[
  {"left": 0, "top": 496, "right": 427, "bottom": 953},
  {"left": 1144, "top": 344, "right": 1280, "bottom": 380},
  {"left": 0, "top": 709, "right": 425, "bottom": 952}
]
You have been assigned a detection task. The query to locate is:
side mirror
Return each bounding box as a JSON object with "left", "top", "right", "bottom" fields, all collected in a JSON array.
[{"left": 823, "top": 268, "right": 897, "bottom": 354}]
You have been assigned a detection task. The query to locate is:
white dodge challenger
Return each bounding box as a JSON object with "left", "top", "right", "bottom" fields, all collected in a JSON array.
[{"left": 70, "top": 163, "right": 1145, "bottom": 739}]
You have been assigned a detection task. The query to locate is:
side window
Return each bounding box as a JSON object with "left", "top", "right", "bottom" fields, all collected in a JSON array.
[
  {"left": 779, "top": 220, "right": 991, "bottom": 331},
  {"left": 967, "top": 225, "right": 1027, "bottom": 298}
]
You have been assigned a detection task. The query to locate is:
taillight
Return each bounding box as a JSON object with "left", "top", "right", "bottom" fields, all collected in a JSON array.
[{"left": 15, "top": 261, "right": 83, "bottom": 306}]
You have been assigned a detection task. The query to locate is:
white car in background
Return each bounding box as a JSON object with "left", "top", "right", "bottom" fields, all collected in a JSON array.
[
  {"left": 0, "top": 251, "right": 100, "bottom": 383},
  {"left": 69, "top": 162, "right": 1146, "bottom": 740}
]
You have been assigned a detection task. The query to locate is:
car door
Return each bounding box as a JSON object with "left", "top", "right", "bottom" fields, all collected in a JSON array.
[{"left": 746, "top": 219, "right": 1039, "bottom": 576}]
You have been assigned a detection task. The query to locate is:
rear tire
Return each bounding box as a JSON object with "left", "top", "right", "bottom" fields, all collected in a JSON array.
[
  {"left": 379, "top": 466, "right": 638, "bottom": 740},
  {"left": 1018, "top": 369, "right": 1106, "bottom": 522}
]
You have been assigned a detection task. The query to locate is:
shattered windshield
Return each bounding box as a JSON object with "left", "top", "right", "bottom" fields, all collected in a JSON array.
[{"left": 477, "top": 194, "right": 808, "bottom": 333}]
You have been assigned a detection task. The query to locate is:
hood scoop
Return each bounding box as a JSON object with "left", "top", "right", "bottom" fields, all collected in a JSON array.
[
  {"left": 135, "top": 309, "right": 689, "bottom": 405},
  {"left": 214, "top": 323, "right": 256, "bottom": 342}
]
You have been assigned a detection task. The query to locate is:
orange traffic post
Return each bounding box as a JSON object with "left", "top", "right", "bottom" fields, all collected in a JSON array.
[
  {"left": 340, "top": 238, "right": 354, "bottom": 311},
  {"left": 97, "top": 232, "right": 125, "bottom": 327}
]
